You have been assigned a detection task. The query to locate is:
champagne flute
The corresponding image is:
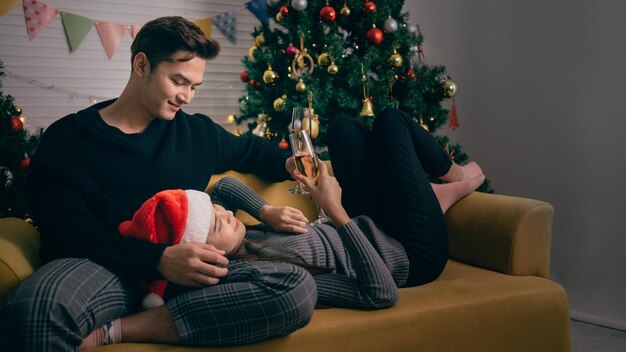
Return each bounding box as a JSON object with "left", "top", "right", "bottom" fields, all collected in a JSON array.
[
  {"left": 289, "top": 129, "right": 331, "bottom": 224},
  {"left": 288, "top": 107, "right": 311, "bottom": 194}
]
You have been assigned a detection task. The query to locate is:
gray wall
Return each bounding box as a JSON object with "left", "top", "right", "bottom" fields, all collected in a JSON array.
[{"left": 406, "top": 0, "right": 626, "bottom": 329}]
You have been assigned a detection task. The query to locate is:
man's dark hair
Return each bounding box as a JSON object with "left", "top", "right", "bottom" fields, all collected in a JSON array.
[{"left": 131, "top": 16, "right": 220, "bottom": 71}]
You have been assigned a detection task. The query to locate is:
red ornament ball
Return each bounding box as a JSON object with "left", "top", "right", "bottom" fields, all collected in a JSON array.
[
  {"left": 240, "top": 70, "right": 249, "bottom": 82},
  {"left": 320, "top": 6, "right": 337, "bottom": 24},
  {"left": 279, "top": 6, "right": 289, "bottom": 16},
  {"left": 20, "top": 156, "right": 31, "bottom": 170},
  {"left": 366, "top": 28, "right": 383, "bottom": 45},
  {"left": 363, "top": 1, "right": 377, "bottom": 13},
  {"left": 286, "top": 44, "right": 298, "bottom": 56},
  {"left": 11, "top": 116, "right": 24, "bottom": 133},
  {"left": 278, "top": 139, "right": 289, "bottom": 150}
]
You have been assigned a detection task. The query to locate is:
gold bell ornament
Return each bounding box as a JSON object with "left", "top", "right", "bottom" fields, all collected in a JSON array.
[
  {"left": 359, "top": 64, "right": 375, "bottom": 117},
  {"left": 340, "top": 0, "right": 351, "bottom": 16},
  {"left": 273, "top": 94, "right": 287, "bottom": 111},
  {"left": 255, "top": 33, "right": 266, "bottom": 47},
  {"left": 263, "top": 64, "right": 279, "bottom": 84},
  {"left": 327, "top": 60, "right": 339, "bottom": 75}
]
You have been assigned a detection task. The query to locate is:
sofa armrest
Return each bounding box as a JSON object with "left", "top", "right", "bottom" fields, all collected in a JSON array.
[
  {"left": 0, "top": 217, "right": 40, "bottom": 306},
  {"left": 445, "top": 192, "right": 554, "bottom": 279}
]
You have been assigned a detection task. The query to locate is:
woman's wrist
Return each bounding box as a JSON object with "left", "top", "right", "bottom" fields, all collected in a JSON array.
[{"left": 259, "top": 204, "right": 272, "bottom": 223}]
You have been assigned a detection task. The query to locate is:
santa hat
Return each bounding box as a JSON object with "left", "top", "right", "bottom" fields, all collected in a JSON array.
[{"left": 119, "top": 189, "right": 214, "bottom": 309}]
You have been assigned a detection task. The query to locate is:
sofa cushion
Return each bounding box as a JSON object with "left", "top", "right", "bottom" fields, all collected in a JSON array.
[{"left": 91, "top": 260, "right": 570, "bottom": 352}]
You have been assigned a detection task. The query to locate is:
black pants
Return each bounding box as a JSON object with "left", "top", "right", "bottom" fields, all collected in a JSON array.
[{"left": 328, "top": 108, "right": 452, "bottom": 286}]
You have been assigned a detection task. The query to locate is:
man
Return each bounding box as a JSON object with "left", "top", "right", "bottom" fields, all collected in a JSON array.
[{"left": 0, "top": 16, "right": 316, "bottom": 350}]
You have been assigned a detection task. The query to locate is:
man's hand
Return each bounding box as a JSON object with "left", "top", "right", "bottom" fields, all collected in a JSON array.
[
  {"left": 158, "top": 243, "right": 229, "bottom": 287},
  {"left": 259, "top": 204, "right": 309, "bottom": 234},
  {"left": 294, "top": 161, "right": 351, "bottom": 226}
]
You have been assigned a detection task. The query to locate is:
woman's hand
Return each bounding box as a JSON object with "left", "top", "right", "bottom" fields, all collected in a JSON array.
[
  {"left": 158, "top": 243, "right": 229, "bottom": 287},
  {"left": 259, "top": 205, "right": 309, "bottom": 233},
  {"left": 295, "top": 161, "right": 351, "bottom": 226}
]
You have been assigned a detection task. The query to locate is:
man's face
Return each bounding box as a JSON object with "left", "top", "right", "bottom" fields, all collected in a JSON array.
[{"left": 141, "top": 51, "right": 205, "bottom": 120}]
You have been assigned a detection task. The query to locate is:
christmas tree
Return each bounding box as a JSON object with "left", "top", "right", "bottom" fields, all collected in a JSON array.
[
  {"left": 236, "top": 0, "right": 491, "bottom": 192},
  {"left": 0, "top": 60, "right": 43, "bottom": 218}
]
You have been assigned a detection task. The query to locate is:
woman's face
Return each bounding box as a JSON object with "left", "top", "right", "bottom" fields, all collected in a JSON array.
[{"left": 206, "top": 204, "right": 246, "bottom": 256}]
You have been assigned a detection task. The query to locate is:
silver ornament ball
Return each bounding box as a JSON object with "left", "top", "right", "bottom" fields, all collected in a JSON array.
[
  {"left": 384, "top": 17, "right": 398, "bottom": 33},
  {"left": 266, "top": 0, "right": 280, "bottom": 6},
  {"left": 291, "top": 0, "right": 308, "bottom": 11},
  {"left": 408, "top": 24, "right": 418, "bottom": 36}
]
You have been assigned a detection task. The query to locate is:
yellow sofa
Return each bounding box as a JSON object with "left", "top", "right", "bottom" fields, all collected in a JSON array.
[{"left": 0, "top": 170, "right": 571, "bottom": 352}]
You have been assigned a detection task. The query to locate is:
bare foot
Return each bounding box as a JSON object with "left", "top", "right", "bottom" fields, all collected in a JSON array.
[
  {"left": 460, "top": 162, "right": 483, "bottom": 181},
  {"left": 431, "top": 174, "right": 485, "bottom": 213}
]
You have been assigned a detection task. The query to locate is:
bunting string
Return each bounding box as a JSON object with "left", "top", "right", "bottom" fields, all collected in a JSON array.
[{"left": 0, "top": 0, "right": 268, "bottom": 60}]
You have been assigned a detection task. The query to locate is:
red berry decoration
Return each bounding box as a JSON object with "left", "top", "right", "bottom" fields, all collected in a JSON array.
[
  {"left": 279, "top": 6, "right": 289, "bottom": 16},
  {"left": 320, "top": 6, "right": 337, "bottom": 24},
  {"left": 11, "top": 116, "right": 24, "bottom": 133},
  {"left": 278, "top": 138, "right": 289, "bottom": 150},
  {"left": 240, "top": 70, "right": 249, "bottom": 82},
  {"left": 363, "top": 1, "right": 377, "bottom": 13},
  {"left": 248, "top": 79, "right": 260, "bottom": 89},
  {"left": 366, "top": 27, "right": 383, "bottom": 45},
  {"left": 20, "top": 155, "right": 31, "bottom": 171}
]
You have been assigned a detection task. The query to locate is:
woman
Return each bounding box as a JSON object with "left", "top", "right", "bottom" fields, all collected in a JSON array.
[{"left": 191, "top": 107, "right": 483, "bottom": 309}]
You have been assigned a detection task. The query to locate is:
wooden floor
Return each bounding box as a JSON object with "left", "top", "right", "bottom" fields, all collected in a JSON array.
[{"left": 571, "top": 319, "right": 626, "bottom": 352}]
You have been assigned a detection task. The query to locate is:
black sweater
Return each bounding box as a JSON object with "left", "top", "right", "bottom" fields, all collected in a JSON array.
[{"left": 27, "top": 100, "right": 291, "bottom": 278}]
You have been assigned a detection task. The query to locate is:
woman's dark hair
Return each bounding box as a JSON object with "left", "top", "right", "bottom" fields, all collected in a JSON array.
[
  {"left": 230, "top": 239, "right": 333, "bottom": 276},
  {"left": 130, "top": 16, "right": 220, "bottom": 71}
]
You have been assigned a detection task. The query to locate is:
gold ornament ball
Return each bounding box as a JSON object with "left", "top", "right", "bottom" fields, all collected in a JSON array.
[
  {"left": 327, "top": 63, "right": 339, "bottom": 75},
  {"left": 273, "top": 95, "right": 286, "bottom": 111},
  {"left": 263, "top": 68, "right": 278, "bottom": 84},
  {"left": 295, "top": 80, "right": 307, "bottom": 93},
  {"left": 248, "top": 46, "right": 257, "bottom": 60},
  {"left": 340, "top": 5, "right": 351, "bottom": 16},
  {"left": 227, "top": 114, "right": 236, "bottom": 124},
  {"left": 317, "top": 52, "right": 330, "bottom": 66},
  {"left": 302, "top": 114, "right": 320, "bottom": 139},
  {"left": 388, "top": 53, "right": 404, "bottom": 67},
  {"left": 442, "top": 78, "right": 457, "bottom": 98},
  {"left": 14, "top": 105, "right": 22, "bottom": 115},
  {"left": 255, "top": 33, "right": 266, "bottom": 47}
]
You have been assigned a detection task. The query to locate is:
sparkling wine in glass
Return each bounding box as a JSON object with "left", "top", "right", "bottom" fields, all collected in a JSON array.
[{"left": 289, "top": 129, "right": 330, "bottom": 224}]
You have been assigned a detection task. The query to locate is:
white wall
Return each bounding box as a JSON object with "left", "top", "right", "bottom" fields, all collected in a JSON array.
[
  {"left": 0, "top": 0, "right": 253, "bottom": 130},
  {"left": 407, "top": 0, "right": 626, "bottom": 329}
]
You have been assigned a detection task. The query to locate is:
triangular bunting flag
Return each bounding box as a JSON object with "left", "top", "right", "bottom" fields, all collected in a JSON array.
[
  {"left": 22, "top": 0, "right": 59, "bottom": 41},
  {"left": 246, "top": 0, "right": 268, "bottom": 28},
  {"left": 128, "top": 24, "right": 143, "bottom": 39},
  {"left": 1, "top": 0, "right": 20, "bottom": 17},
  {"left": 95, "top": 21, "right": 126, "bottom": 59},
  {"left": 194, "top": 17, "right": 212, "bottom": 39},
  {"left": 213, "top": 10, "right": 237, "bottom": 45},
  {"left": 60, "top": 11, "right": 93, "bottom": 53}
]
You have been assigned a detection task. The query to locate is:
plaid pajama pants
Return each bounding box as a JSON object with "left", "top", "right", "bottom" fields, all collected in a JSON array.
[{"left": 0, "top": 257, "right": 316, "bottom": 351}]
